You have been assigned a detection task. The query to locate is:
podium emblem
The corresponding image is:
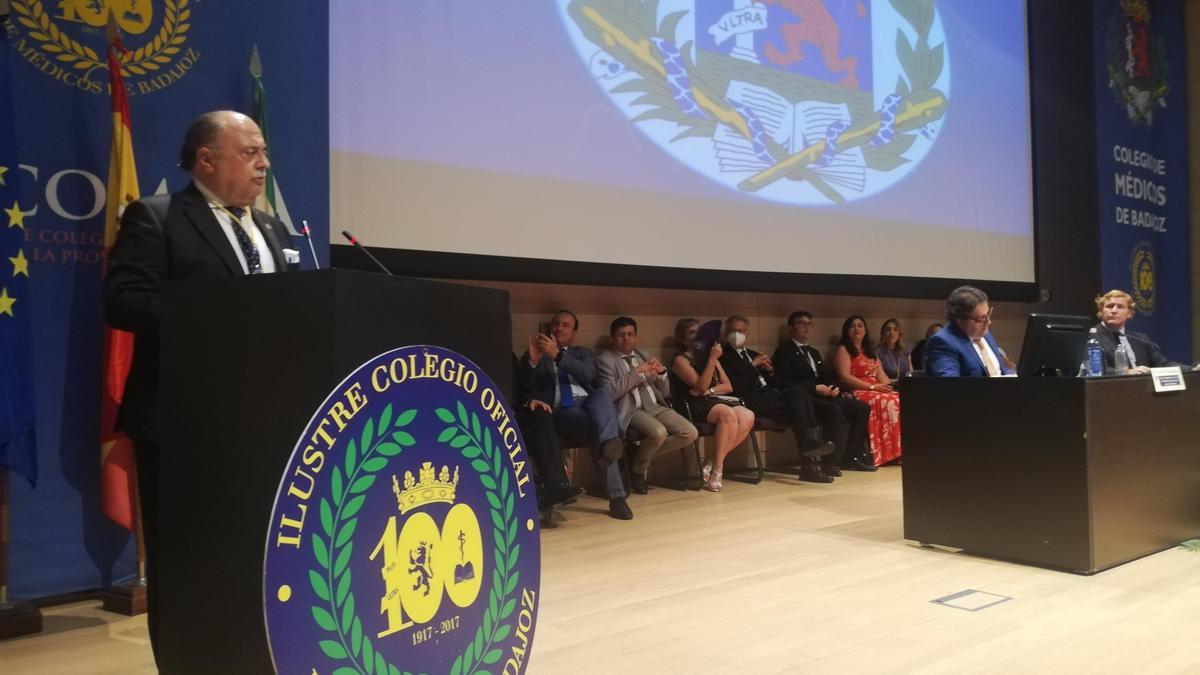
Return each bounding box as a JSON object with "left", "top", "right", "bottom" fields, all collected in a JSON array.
[
  {"left": 264, "top": 346, "right": 541, "bottom": 674},
  {"left": 556, "top": 0, "right": 950, "bottom": 204}
]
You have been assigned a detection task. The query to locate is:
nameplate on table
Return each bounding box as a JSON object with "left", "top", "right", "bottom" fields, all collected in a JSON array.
[{"left": 1150, "top": 366, "right": 1186, "bottom": 393}]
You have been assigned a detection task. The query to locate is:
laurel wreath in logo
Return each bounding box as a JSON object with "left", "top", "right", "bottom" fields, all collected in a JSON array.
[
  {"left": 435, "top": 401, "right": 522, "bottom": 675},
  {"left": 11, "top": 0, "right": 190, "bottom": 77},
  {"left": 309, "top": 403, "right": 417, "bottom": 675},
  {"left": 568, "top": 0, "right": 945, "bottom": 203},
  {"left": 306, "top": 401, "right": 522, "bottom": 675}
]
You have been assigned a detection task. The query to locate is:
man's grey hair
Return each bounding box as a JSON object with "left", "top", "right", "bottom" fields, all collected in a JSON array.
[
  {"left": 946, "top": 285, "right": 988, "bottom": 322},
  {"left": 179, "top": 111, "right": 240, "bottom": 171}
]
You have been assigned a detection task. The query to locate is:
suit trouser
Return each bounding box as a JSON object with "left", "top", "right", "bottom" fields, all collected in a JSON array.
[
  {"left": 132, "top": 438, "right": 161, "bottom": 665},
  {"left": 553, "top": 394, "right": 626, "bottom": 499},
  {"left": 515, "top": 407, "right": 569, "bottom": 507},
  {"left": 811, "top": 395, "right": 870, "bottom": 466},
  {"left": 746, "top": 386, "right": 822, "bottom": 451},
  {"left": 626, "top": 407, "right": 698, "bottom": 475}
]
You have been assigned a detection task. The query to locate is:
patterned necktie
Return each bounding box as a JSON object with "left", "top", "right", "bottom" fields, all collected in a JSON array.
[
  {"left": 556, "top": 350, "right": 575, "bottom": 409},
  {"left": 1118, "top": 333, "right": 1139, "bottom": 368},
  {"left": 223, "top": 206, "right": 261, "bottom": 274},
  {"left": 623, "top": 354, "right": 656, "bottom": 410},
  {"left": 973, "top": 338, "right": 1001, "bottom": 377}
]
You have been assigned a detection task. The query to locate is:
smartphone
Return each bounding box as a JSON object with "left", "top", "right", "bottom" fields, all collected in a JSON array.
[{"left": 537, "top": 322, "right": 552, "bottom": 337}]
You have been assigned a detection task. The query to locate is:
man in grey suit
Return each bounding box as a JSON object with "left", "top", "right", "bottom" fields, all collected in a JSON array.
[{"left": 597, "top": 317, "right": 698, "bottom": 495}]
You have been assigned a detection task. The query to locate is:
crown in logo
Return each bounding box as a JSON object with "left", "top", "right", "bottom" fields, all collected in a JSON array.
[
  {"left": 392, "top": 462, "right": 459, "bottom": 514},
  {"left": 1120, "top": 0, "right": 1149, "bottom": 22}
]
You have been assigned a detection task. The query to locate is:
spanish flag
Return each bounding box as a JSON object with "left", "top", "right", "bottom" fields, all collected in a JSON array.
[{"left": 100, "top": 24, "right": 139, "bottom": 530}]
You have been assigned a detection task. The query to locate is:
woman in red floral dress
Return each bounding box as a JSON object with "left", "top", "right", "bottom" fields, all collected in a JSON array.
[{"left": 832, "top": 315, "right": 902, "bottom": 466}]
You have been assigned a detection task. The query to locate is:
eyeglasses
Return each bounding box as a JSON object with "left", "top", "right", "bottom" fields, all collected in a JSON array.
[{"left": 965, "top": 307, "right": 994, "bottom": 324}]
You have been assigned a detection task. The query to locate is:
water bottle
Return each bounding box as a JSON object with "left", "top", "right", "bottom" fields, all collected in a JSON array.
[
  {"left": 1085, "top": 327, "right": 1104, "bottom": 376},
  {"left": 1114, "top": 341, "right": 1130, "bottom": 374}
]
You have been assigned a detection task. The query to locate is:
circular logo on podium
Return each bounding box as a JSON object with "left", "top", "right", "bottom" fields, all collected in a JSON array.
[{"left": 264, "top": 346, "right": 541, "bottom": 674}]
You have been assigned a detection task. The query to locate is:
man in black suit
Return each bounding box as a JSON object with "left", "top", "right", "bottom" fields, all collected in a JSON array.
[
  {"left": 511, "top": 352, "right": 583, "bottom": 528},
  {"left": 773, "top": 311, "right": 875, "bottom": 474},
  {"left": 1092, "top": 289, "right": 1173, "bottom": 372},
  {"left": 718, "top": 315, "right": 835, "bottom": 483},
  {"left": 523, "top": 310, "right": 632, "bottom": 520},
  {"left": 103, "top": 110, "right": 296, "bottom": 659}
]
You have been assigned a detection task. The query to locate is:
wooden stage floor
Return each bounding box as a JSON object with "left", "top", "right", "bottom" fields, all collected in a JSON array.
[{"left": 3, "top": 467, "right": 1199, "bottom": 673}]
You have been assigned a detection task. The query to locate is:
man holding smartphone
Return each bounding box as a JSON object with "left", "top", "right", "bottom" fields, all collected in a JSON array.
[{"left": 524, "top": 310, "right": 632, "bottom": 520}]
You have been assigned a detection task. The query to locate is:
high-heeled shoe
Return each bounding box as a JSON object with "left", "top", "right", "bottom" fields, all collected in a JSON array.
[
  {"left": 701, "top": 461, "right": 712, "bottom": 483},
  {"left": 704, "top": 470, "right": 723, "bottom": 492}
]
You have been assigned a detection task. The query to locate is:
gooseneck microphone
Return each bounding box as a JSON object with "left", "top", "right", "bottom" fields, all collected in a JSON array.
[
  {"left": 341, "top": 229, "right": 393, "bottom": 276},
  {"left": 301, "top": 220, "right": 321, "bottom": 270}
]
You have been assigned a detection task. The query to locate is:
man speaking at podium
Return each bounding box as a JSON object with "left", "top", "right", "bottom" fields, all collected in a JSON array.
[{"left": 102, "top": 110, "right": 295, "bottom": 657}]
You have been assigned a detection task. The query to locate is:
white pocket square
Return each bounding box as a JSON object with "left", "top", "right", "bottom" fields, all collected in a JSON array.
[{"left": 283, "top": 248, "right": 301, "bottom": 265}]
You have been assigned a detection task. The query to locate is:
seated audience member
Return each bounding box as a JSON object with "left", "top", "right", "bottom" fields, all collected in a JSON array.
[
  {"left": 512, "top": 353, "right": 583, "bottom": 528},
  {"left": 909, "top": 322, "right": 942, "bottom": 371},
  {"left": 877, "top": 318, "right": 912, "bottom": 380},
  {"left": 924, "top": 286, "right": 1014, "bottom": 377},
  {"left": 597, "top": 317, "right": 698, "bottom": 495},
  {"left": 1092, "top": 289, "right": 1173, "bottom": 373},
  {"left": 717, "top": 315, "right": 836, "bottom": 483},
  {"left": 669, "top": 318, "right": 755, "bottom": 491},
  {"left": 833, "top": 316, "right": 902, "bottom": 466},
  {"left": 773, "top": 311, "right": 875, "bottom": 474},
  {"left": 524, "top": 310, "right": 633, "bottom": 520}
]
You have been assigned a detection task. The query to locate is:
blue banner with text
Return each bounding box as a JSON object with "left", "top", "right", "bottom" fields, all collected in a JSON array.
[
  {"left": 4, "top": 0, "right": 328, "bottom": 598},
  {"left": 1092, "top": 0, "right": 1190, "bottom": 362}
]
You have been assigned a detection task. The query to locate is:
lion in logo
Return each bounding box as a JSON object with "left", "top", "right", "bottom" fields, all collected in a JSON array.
[{"left": 409, "top": 541, "right": 434, "bottom": 596}]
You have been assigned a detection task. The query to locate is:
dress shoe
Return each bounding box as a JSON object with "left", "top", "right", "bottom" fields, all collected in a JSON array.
[
  {"left": 823, "top": 464, "right": 843, "bottom": 477},
  {"left": 798, "top": 465, "right": 833, "bottom": 483},
  {"left": 542, "top": 482, "right": 584, "bottom": 508},
  {"left": 629, "top": 473, "right": 649, "bottom": 495},
  {"left": 800, "top": 439, "right": 837, "bottom": 459},
  {"left": 538, "top": 508, "right": 558, "bottom": 529},
  {"left": 842, "top": 457, "right": 878, "bottom": 472},
  {"left": 608, "top": 497, "right": 633, "bottom": 520}
]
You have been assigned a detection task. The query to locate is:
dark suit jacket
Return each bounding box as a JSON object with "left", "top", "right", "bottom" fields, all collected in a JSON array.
[
  {"left": 526, "top": 345, "right": 598, "bottom": 405},
  {"left": 773, "top": 341, "right": 834, "bottom": 395},
  {"left": 103, "top": 183, "right": 294, "bottom": 440},
  {"left": 1092, "top": 323, "right": 1171, "bottom": 370},
  {"left": 718, "top": 345, "right": 771, "bottom": 398},
  {"left": 923, "top": 323, "right": 1014, "bottom": 377}
]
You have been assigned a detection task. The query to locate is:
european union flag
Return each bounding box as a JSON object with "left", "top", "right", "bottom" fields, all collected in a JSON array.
[{"left": 0, "top": 10, "right": 38, "bottom": 487}]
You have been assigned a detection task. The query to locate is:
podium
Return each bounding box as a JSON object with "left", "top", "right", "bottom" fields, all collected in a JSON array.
[
  {"left": 900, "top": 374, "right": 1200, "bottom": 574},
  {"left": 155, "top": 270, "right": 511, "bottom": 673}
]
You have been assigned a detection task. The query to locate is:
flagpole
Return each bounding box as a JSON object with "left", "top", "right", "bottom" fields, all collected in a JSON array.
[
  {"left": 0, "top": 468, "right": 43, "bottom": 638},
  {"left": 98, "top": 13, "right": 146, "bottom": 616}
]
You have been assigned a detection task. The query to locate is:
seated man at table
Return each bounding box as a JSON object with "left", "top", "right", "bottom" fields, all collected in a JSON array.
[
  {"left": 718, "top": 315, "right": 835, "bottom": 482},
  {"left": 1092, "top": 289, "right": 1173, "bottom": 374},
  {"left": 924, "top": 286, "right": 1014, "bottom": 377},
  {"left": 596, "top": 317, "right": 698, "bottom": 494}
]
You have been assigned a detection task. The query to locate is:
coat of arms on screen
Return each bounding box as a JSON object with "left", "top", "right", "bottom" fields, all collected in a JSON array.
[
  {"left": 7, "top": 0, "right": 197, "bottom": 96},
  {"left": 1104, "top": 0, "right": 1168, "bottom": 127},
  {"left": 557, "top": 0, "right": 949, "bottom": 204}
]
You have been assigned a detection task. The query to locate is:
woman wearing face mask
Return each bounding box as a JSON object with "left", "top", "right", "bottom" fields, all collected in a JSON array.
[
  {"left": 877, "top": 318, "right": 912, "bottom": 380},
  {"left": 833, "top": 315, "right": 902, "bottom": 466},
  {"left": 669, "top": 318, "right": 755, "bottom": 492}
]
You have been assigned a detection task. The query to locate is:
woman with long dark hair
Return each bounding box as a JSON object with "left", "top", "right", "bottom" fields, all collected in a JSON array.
[{"left": 832, "top": 315, "right": 902, "bottom": 466}]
